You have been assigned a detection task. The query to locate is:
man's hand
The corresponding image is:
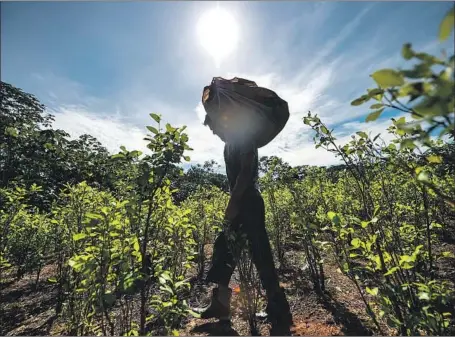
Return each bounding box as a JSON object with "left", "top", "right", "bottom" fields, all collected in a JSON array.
[{"left": 225, "top": 198, "right": 240, "bottom": 223}]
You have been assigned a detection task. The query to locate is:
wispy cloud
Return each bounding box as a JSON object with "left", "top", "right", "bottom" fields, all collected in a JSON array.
[
  {"left": 51, "top": 106, "right": 149, "bottom": 154},
  {"left": 15, "top": 2, "right": 452, "bottom": 169}
]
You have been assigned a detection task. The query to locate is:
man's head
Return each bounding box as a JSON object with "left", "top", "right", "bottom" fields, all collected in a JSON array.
[{"left": 203, "top": 114, "right": 227, "bottom": 142}]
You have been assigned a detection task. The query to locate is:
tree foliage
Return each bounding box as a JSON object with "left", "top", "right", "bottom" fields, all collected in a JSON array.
[{"left": 1, "top": 9, "right": 454, "bottom": 336}]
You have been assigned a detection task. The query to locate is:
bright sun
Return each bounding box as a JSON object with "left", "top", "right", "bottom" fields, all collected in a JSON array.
[{"left": 197, "top": 6, "right": 239, "bottom": 68}]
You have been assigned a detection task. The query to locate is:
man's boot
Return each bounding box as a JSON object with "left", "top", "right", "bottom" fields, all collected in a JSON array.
[
  {"left": 266, "top": 287, "right": 293, "bottom": 335},
  {"left": 194, "top": 287, "right": 232, "bottom": 321}
]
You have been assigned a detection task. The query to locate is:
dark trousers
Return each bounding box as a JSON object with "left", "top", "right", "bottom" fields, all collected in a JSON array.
[{"left": 205, "top": 190, "right": 280, "bottom": 295}]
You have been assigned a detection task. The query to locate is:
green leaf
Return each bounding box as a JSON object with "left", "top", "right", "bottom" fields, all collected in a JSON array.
[
  {"left": 133, "top": 239, "right": 140, "bottom": 252},
  {"left": 5, "top": 127, "right": 18, "bottom": 137},
  {"left": 150, "top": 113, "right": 161, "bottom": 123},
  {"left": 442, "top": 251, "right": 455, "bottom": 258},
  {"left": 181, "top": 133, "right": 189, "bottom": 142},
  {"left": 430, "top": 222, "right": 443, "bottom": 229},
  {"left": 160, "top": 284, "right": 174, "bottom": 295},
  {"left": 47, "top": 277, "right": 58, "bottom": 283},
  {"left": 369, "top": 103, "right": 384, "bottom": 109},
  {"left": 418, "top": 292, "right": 430, "bottom": 301},
  {"left": 394, "top": 116, "right": 406, "bottom": 125},
  {"left": 327, "top": 211, "right": 340, "bottom": 225},
  {"left": 401, "top": 139, "right": 416, "bottom": 150},
  {"left": 439, "top": 8, "right": 455, "bottom": 41},
  {"left": 146, "top": 126, "right": 158, "bottom": 134},
  {"left": 366, "top": 108, "right": 384, "bottom": 122},
  {"left": 371, "top": 69, "right": 405, "bottom": 88},
  {"left": 183, "top": 156, "right": 191, "bottom": 162},
  {"left": 413, "top": 96, "right": 446, "bottom": 117},
  {"left": 366, "top": 287, "right": 379, "bottom": 296},
  {"left": 351, "top": 238, "right": 361, "bottom": 248},
  {"left": 342, "top": 262, "right": 349, "bottom": 272},
  {"left": 401, "top": 63, "right": 432, "bottom": 79},
  {"left": 320, "top": 125, "right": 329, "bottom": 134},
  {"left": 356, "top": 131, "right": 368, "bottom": 139},
  {"left": 384, "top": 266, "right": 399, "bottom": 276},
  {"left": 414, "top": 52, "right": 444, "bottom": 65},
  {"left": 367, "top": 88, "right": 384, "bottom": 97},
  {"left": 130, "top": 150, "right": 142, "bottom": 157},
  {"left": 73, "top": 233, "right": 87, "bottom": 241},
  {"left": 426, "top": 155, "right": 442, "bottom": 164},
  {"left": 86, "top": 212, "right": 103, "bottom": 220},
  {"left": 160, "top": 271, "right": 172, "bottom": 282},
  {"left": 351, "top": 95, "right": 369, "bottom": 106},
  {"left": 417, "top": 170, "right": 430, "bottom": 182},
  {"left": 401, "top": 43, "right": 414, "bottom": 60}
]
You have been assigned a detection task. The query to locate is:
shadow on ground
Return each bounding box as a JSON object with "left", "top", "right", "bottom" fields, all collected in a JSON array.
[
  {"left": 190, "top": 321, "right": 240, "bottom": 336},
  {"left": 317, "top": 291, "right": 373, "bottom": 336},
  {"left": 278, "top": 265, "right": 373, "bottom": 336},
  {"left": 0, "top": 279, "right": 57, "bottom": 335}
]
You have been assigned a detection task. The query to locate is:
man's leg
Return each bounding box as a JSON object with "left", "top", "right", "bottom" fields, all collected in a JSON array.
[
  {"left": 241, "top": 194, "right": 293, "bottom": 330},
  {"left": 195, "top": 229, "right": 238, "bottom": 320},
  {"left": 205, "top": 231, "right": 235, "bottom": 287}
]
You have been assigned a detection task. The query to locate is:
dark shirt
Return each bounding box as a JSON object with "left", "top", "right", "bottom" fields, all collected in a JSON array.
[{"left": 224, "top": 137, "right": 259, "bottom": 194}]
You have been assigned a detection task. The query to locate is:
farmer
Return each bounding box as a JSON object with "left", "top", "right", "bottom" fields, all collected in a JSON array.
[{"left": 194, "top": 113, "right": 293, "bottom": 333}]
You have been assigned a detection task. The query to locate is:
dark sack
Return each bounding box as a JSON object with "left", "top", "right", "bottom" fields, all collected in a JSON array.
[{"left": 202, "top": 77, "right": 289, "bottom": 148}]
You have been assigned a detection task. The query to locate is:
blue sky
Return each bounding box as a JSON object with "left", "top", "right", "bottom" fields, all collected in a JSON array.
[{"left": 2, "top": 1, "right": 454, "bottom": 167}]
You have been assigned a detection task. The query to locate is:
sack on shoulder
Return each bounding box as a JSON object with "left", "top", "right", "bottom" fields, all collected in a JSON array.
[{"left": 202, "top": 77, "right": 289, "bottom": 148}]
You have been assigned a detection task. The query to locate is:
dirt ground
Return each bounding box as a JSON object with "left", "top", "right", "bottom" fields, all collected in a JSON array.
[
  {"left": 180, "top": 247, "right": 380, "bottom": 336},
  {"left": 1, "top": 242, "right": 454, "bottom": 336}
]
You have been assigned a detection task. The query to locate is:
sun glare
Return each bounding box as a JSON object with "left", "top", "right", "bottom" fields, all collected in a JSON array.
[{"left": 197, "top": 6, "right": 239, "bottom": 68}]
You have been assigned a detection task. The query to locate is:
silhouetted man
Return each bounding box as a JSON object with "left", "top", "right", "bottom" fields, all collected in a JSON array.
[{"left": 194, "top": 113, "right": 293, "bottom": 334}]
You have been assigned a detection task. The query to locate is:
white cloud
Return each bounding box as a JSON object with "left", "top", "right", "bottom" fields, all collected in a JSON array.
[
  {"left": 35, "top": 3, "right": 452, "bottom": 170},
  {"left": 51, "top": 106, "right": 149, "bottom": 154},
  {"left": 179, "top": 4, "right": 453, "bottom": 168}
]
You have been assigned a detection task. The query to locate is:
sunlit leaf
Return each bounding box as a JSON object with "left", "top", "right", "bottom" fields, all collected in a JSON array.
[
  {"left": 371, "top": 69, "right": 405, "bottom": 88},
  {"left": 401, "top": 43, "right": 414, "bottom": 60},
  {"left": 418, "top": 292, "right": 430, "bottom": 301},
  {"left": 384, "top": 266, "right": 399, "bottom": 276},
  {"left": 351, "top": 95, "right": 370, "bottom": 106},
  {"left": 73, "top": 233, "right": 87, "bottom": 241},
  {"left": 366, "top": 287, "right": 379, "bottom": 296},
  {"left": 356, "top": 131, "right": 368, "bottom": 139},
  {"left": 150, "top": 113, "right": 161, "bottom": 123},
  {"left": 442, "top": 251, "right": 455, "bottom": 258},
  {"left": 426, "top": 155, "right": 442, "bottom": 164},
  {"left": 133, "top": 239, "right": 140, "bottom": 252},
  {"left": 366, "top": 108, "right": 384, "bottom": 122},
  {"left": 439, "top": 7, "right": 455, "bottom": 41},
  {"left": 351, "top": 238, "right": 361, "bottom": 248}
]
